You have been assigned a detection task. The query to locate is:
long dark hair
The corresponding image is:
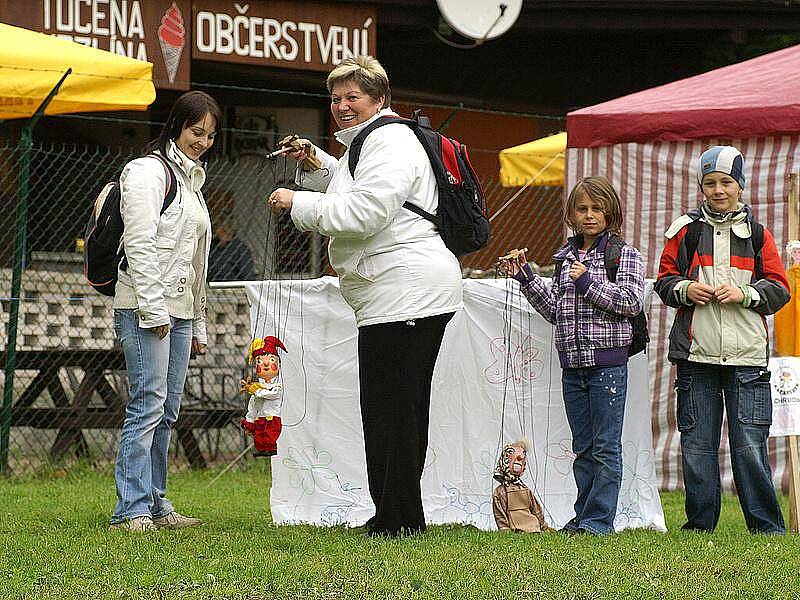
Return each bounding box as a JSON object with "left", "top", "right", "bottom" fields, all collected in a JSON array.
[{"left": 148, "top": 91, "right": 222, "bottom": 165}]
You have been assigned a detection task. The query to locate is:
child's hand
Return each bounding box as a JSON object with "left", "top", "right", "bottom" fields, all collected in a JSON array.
[
  {"left": 713, "top": 284, "right": 745, "bottom": 304},
  {"left": 498, "top": 258, "right": 520, "bottom": 277},
  {"left": 498, "top": 249, "right": 527, "bottom": 277},
  {"left": 239, "top": 377, "right": 251, "bottom": 393},
  {"left": 568, "top": 261, "right": 587, "bottom": 281},
  {"left": 687, "top": 282, "right": 716, "bottom": 305}
]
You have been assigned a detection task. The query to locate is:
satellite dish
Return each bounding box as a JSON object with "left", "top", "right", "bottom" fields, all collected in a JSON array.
[{"left": 436, "top": 0, "right": 523, "bottom": 42}]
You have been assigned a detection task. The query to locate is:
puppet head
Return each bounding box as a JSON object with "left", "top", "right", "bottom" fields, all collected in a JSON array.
[
  {"left": 493, "top": 439, "right": 530, "bottom": 485},
  {"left": 247, "top": 336, "right": 287, "bottom": 381},
  {"left": 786, "top": 240, "right": 800, "bottom": 267}
]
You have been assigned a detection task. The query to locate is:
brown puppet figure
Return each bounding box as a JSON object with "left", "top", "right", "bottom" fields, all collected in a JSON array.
[
  {"left": 240, "top": 336, "right": 287, "bottom": 457},
  {"left": 492, "top": 439, "right": 552, "bottom": 532}
]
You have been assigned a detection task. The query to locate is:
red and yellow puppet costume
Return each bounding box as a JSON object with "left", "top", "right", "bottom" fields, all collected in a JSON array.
[{"left": 240, "top": 336, "right": 287, "bottom": 456}]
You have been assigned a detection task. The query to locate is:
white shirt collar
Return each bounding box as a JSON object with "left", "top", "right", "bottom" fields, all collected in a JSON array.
[
  {"left": 167, "top": 139, "right": 207, "bottom": 192},
  {"left": 334, "top": 107, "right": 397, "bottom": 147}
]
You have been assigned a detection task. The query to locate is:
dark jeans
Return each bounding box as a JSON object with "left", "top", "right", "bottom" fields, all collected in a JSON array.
[
  {"left": 675, "top": 360, "right": 784, "bottom": 534},
  {"left": 561, "top": 364, "right": 627, "bottom": 535},
  {"left": 357, "top": 312, "right": 453, "bottom": 537}
]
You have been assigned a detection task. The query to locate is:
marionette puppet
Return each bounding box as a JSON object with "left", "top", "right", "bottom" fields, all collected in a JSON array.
[
  {"left": 492, "top": 439, "right": 552, "bottom": 533},
  {"left": 240, "top": 336, "right": 287, "bottom": 457}
]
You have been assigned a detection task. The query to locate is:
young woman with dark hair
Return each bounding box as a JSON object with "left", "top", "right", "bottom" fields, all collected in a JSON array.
[{"left": 109, "top": 90, "right": 221, "bottom": 532}]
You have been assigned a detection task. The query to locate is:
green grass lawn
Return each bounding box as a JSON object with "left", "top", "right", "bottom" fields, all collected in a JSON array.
[{"left": 2, "top": 464, "right": 800, "bottom": 600}]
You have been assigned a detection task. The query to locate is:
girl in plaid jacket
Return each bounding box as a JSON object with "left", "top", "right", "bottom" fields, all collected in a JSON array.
[{"left": 500, "top": 176, "right": 644, "bottom": 535}]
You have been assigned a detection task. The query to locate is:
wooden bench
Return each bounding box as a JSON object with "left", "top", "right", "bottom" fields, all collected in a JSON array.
[{"left": 2, "top": 350, "right": 241, "bottom": 468}]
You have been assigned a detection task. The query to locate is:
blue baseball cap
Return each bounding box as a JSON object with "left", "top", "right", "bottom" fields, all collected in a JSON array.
[{"left": 696, "top": 145, "right": 746, "bottom": 189}]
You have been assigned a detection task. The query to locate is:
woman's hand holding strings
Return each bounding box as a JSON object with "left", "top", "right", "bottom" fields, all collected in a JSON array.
[{"left": 268, "top": 188, "right": 295, "bottom": 214}]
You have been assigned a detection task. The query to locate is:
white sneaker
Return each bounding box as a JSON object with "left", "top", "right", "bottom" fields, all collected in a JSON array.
[
  {"left": 152, "top": 511, "right": 203, "bottom": 529},
  {"left": 109, "top": 516, "right": 157, "bottom": 532}
]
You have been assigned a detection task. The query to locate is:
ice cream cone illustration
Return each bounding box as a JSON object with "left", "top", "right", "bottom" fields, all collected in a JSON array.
[{"left": 158, "top": 3, "right": 185, "bottom": 84}]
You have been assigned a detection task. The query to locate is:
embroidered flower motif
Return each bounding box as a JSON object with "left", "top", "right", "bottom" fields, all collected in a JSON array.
[{"left": 282, "top": 446, "right": 338, "bottom": 495}]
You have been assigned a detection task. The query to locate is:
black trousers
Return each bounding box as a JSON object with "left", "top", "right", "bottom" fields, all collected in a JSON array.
[{"left": 357, "top": 312, "right": 453, "bottom": 536}]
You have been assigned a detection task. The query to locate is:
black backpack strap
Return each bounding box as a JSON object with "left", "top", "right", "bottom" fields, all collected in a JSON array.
[
  {"left": 402, "top": 200, "right": 440, "bottom": 226},
  {"left": 149, "top": 153, "right": 178, "bottom": 213},
  {"left": 750, "top": 220, "right": 765, "bottom": 280},
  {"left": 603, "top": 235, "right": 625, "bottom": 282},
  {"left": 682, "top": 219, "right": 703, "bottom": 274},
  {"left": 348, "top": 116, "right": 415, "bottom": 178}
]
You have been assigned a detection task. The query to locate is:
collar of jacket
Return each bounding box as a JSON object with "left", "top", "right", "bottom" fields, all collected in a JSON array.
[
  {"left": 555, "top": 230, "right": 611, "bottom": 262},
  {"left": 334, "top": 107, "right": 398, "bottom": 147},
  {"left": 166, "top": 139, "right": 207, "bottom": 193},
  {"left": 701, "top": 202, "right": 752, "bottom": 238}
]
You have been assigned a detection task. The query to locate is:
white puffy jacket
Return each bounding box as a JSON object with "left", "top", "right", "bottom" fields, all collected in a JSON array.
[
  {"left": 291, "top": 108, "right": 463, "bottom": 327},
  {"left": 113, "top": 140, "right": 211, "bottom": 344}
]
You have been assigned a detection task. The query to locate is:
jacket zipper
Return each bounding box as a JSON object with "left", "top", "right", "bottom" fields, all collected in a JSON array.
[{"left": 571, "top": 253, "right": 581, "bottom": 362}]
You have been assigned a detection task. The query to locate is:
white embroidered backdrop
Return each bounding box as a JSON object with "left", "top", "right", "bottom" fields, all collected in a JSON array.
[{"left": 245, "top": 278, "right": 666, "bottom": 532}]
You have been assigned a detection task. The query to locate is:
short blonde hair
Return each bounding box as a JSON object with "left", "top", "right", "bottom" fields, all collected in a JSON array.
[
  {"left": 327, "top": 56, "right": 391, "bottom": 108},
  {"left": 565, "top": 176, "right": 624, "bottom": 237}
]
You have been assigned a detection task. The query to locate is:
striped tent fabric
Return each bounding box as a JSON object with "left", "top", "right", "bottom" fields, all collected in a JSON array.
[{"left": 566, "top": 135, "right": 800, "bottom": 492}]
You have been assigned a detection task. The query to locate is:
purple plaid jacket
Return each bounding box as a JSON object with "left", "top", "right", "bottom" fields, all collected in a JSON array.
[{"left": 514, "top": 233, "right": 644, "bottom": 369}]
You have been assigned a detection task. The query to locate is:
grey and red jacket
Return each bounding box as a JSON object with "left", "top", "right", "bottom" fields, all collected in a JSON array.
[
  {"left": 654, "top": 204, "right": 789, "bottom": 366},
  {"left": 514, "top": 232, "right": 644, "bottom": 369}
]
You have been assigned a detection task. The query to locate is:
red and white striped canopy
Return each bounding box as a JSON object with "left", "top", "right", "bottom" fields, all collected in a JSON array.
[{"left": 567, "top": 44, "right": 800, "bottom": 149}]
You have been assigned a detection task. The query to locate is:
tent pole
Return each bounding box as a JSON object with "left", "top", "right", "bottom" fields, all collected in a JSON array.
[
  {"left": 786, "top": 173, "right": 800, "bottom": 533},
  {"left": 1, "top": 70, "right": 71, "bottom": 475}
]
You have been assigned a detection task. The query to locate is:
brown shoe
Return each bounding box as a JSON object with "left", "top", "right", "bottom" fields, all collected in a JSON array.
[
  {"left": 152, "top": 511, "right": 203, "bottom": 529},
  {"left": 109, "top": 516, "right": 157, "bottom": 532}
]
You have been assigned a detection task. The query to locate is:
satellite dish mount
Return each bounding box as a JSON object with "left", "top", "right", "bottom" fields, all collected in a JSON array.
[{"left": 435, "top": 0, "right": 522, "bottom": 49}]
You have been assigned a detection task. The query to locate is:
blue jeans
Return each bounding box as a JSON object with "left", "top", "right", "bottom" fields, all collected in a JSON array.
[
  {"left": 561, "top": 364, "right": 627, "bottom": 535},
  {"left": 675, "top": 360, "right": 784, "bottom": 534},
  {"left": 111, "top": 309, "right": 192, "bottom": 523}
]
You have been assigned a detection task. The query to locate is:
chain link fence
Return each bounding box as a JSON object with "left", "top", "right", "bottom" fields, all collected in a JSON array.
[{"left": 0, "top": 129, "right": 563, "bottom": 475}]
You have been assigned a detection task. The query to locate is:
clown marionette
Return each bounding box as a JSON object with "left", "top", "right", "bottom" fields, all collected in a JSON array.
[
  {"left": 492, "top": 439, "right": 551, "bottom": 533},
  {"left": 240, "top": 336, "right": 287, "bottom": 457}
]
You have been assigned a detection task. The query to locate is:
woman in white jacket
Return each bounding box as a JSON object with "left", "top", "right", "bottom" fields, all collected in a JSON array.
[
  {"left": 110, "top": 91, "right": 220, "bottom": 532},
  {"left": 269, "top": 56, "right": 463, "bottom": 537}
]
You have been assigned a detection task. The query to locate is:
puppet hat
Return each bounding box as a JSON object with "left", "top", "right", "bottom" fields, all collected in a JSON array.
[{"left": 248, "top": 336, "right": 287, "bottom": 364}]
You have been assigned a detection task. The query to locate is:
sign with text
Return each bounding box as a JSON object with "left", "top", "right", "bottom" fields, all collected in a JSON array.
[
  {"left": 1, "top": 0, "right": 191, "bottom": 90},
  {"left": 769, "top": 356, "right": 800, "bottom": 437},
  {"left": 192, "top": 1, "right": 376, "bottom": 71}
]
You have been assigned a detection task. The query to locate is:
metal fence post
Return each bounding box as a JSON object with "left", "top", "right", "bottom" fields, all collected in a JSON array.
[
  {"left": 1, "top": 70, "right": 70, "bottom": 474},
  {"left": 1, "top": 126, "right": 32, "bottom": 473}
]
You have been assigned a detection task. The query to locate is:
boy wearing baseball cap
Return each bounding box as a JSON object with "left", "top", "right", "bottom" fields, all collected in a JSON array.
[{"left": 655, "top": 146, "right": 790, "bottom": 534}]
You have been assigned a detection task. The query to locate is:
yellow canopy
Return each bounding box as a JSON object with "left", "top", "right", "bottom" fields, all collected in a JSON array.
[
  {"left": 0, "top": 23, "right": 155, "bottom": 120},
  {"left": 499, "top": 131, "right": 566, "bottom": 187}
]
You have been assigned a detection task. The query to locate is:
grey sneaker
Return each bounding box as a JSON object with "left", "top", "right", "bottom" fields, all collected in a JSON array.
[
  {"left": 152, "top": 511, "right": 203, "bottom": 529},
  {"left": 109, "top": 516, "right": 157, "bottom": 532}
]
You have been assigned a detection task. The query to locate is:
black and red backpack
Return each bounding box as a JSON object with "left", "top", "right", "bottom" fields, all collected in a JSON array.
[{"left": 348, "top": 110, "right": 490, "bottom": 257}]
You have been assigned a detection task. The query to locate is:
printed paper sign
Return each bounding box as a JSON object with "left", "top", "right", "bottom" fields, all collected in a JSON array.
[{"left": 769, "top": 356, "right": 800, "bottom": 437}]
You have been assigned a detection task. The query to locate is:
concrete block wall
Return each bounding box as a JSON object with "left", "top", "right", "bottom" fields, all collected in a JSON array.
[{"left": 0, "top": 268, "right": 253, "bottom": 409}]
